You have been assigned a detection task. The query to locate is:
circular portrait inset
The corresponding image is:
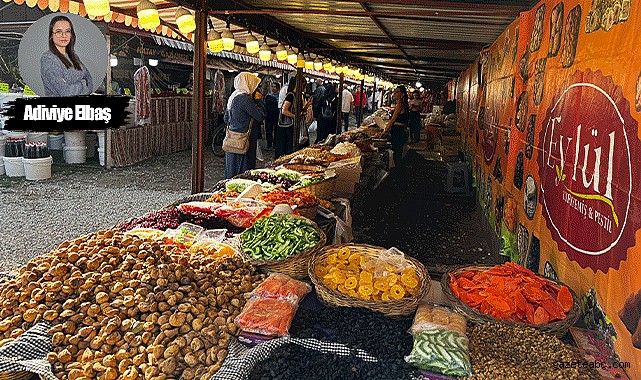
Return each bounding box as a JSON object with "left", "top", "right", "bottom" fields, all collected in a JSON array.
[{"left": 18, "top": 13, "right": 107, "bottom": 97}]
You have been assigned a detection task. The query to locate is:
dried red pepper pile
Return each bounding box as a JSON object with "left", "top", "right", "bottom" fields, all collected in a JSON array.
[{"left": 449, "top": 262, "right": 573, "bottom": 324}]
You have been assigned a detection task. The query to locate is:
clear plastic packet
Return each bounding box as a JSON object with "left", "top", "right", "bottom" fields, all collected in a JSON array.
[
  {"left": 234, "top": 297, "right": 298, "bottom": 337},
  {"left": 179, "top": 201, "right": 224, "bottom": 214},
  {"left": 124, "top": 228, "right": 164, "bottom": 240},
  {"left": 226, "top": 179, "right": 259, "bottom": 193},
  {"left": 405, "top": 328, "right": 472, "bottom": 377},
  {"left": 189, "top": 230, "right": 236, "bottom": 259},
  {"left": 410, "top": 304, "right": 467, "bottom": 336},
  {"left": 214, "top": 202, "right": 267, "bottom": 228},
  {"left": 251, "top": 274, "right": 312, "bottom": 303},
  {"left": 161, "top": 223, "right": 204, "bottom": 250}
]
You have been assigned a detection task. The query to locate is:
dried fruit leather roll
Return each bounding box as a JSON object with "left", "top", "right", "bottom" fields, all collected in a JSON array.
[{"left": 619, "top": 289, "right": 641, "bottom": 335}]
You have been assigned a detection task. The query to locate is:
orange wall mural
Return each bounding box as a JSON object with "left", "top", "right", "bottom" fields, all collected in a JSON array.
[{"left": 458, "top": 0, "right": 641, "bottom": 376}]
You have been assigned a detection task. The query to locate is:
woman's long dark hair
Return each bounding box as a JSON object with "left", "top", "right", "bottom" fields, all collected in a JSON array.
[
  {"left": 397, "top": 85, "right": 409, "bottom": 113},
  {"left": 287, "top": 76, "right": 297, "bottom": 93},
  {"left": 48, "top": 16, "right": 82, "bottom": 70}
]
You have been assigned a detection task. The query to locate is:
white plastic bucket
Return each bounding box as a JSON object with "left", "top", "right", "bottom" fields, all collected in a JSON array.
[
  {"left": 48, "top": 134, "right": 64, "bottom": 150},
  {"left": 23, "top": 156, "right": 52, "bottom": 180},
  {"left": 98, "top": 147, "right": 105, "bottom": 166},
  {"left": 0, "top": 160, "right": 4, "bottom": 175},
  {"left": 26, "top": 132, "right": 48, "bottom": 144},
  {"left": 63, "top": 131, "right": 86, "bottom": 147},
  {"left": 0, "top": 135, "right": 5, "bottom": 157},
  {"left": 85, "top": 133, "right": 97, "bottom": 159},
  {"left": 63, "top": 145, "right": 87, "bottom": 164},
  {"left": 3, "top": 156, "right": 25, "bottom": 177}
]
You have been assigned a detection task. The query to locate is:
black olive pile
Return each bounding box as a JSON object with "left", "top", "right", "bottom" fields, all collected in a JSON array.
[{"left": 249, "top": 296, "right": 420, "bottom": 380}]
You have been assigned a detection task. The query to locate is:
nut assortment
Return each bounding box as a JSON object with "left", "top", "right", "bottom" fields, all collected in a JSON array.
[
  {"left": 0, "top": 229, "right": 264, "bottom": 380},
  {"left": 468, "top": 323, "right": 601, "bottom": 380}
]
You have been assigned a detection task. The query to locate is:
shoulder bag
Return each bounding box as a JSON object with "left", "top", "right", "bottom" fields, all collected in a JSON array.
[{"left": 222, "top": 118, "right": 254, "bottom": 155}]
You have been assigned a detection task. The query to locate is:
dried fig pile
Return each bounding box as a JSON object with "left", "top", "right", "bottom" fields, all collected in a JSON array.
[{"left": 0, "top": 229, "right": 265, "bottom": 380}]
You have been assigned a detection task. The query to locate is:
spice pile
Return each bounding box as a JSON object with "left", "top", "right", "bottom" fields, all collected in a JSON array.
[
  {"left": 467, "top": 323, "right": 601, "bottom": 380},
  {"left": 0, "top": 229, "right": 264, "bottom": 380}
]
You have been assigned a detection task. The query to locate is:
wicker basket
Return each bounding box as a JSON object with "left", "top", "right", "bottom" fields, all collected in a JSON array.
[
  {"left": 294, "top": 176, "right": 337, "bottom": 200},
  {"left": 0, "top": 372, "right": 36, "bottom": 380},
  {"left": 240, "top": 216, "right": 326, "bottom": 279},
  {"left": 163, "top": 192, "right": 215, "bottom": 209},
  {"left": 309, "top": 244, "right": 431, "bottom": 316},
  {"left": 441, "top": 265, "right": 580, "bottom": 338},
  {"left": 295, "top": 204, "right": 318, "bottom": 219},
  {"left": 281, "top": 164, "right": 327, "bottom": 174}
]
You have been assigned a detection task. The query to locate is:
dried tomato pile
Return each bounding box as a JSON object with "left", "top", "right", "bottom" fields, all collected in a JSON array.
[{"left": 449, "top": 263, "right": 573, "bottom": 324}]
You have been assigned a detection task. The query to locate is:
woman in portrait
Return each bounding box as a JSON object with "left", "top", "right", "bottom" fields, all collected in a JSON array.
[{"left": 41, "top": 15, "right": 93, "bottom": 97}]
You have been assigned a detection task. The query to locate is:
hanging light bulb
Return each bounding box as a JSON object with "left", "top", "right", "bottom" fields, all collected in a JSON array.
[
  {"left": 328, "top": 65, "right": 336, "bottom": 73},
  {"left": 297, "top": 53, "right": 306, "bottom": 68},
  {"left": 222, "top": 21, "right": 235, "bottom": 51},
  {"left": 305, "top": 55, "right": 314, "bottom": 70},
  {"left": 259, "top": 37, "right": 271, "bottom": 61},
  {"left": 416, "top": 80, "right": 422, "bottom": 88},
  {"left": 175, "top": 7, "right": 195, "bottom": 34},
  {"left": 335, "top": 64, "right": 343, "bottom": 74},
  {"left": 137, "top": 0, "right": 160, "bottom": 30},
  {"left": 287, "top": 47, "right": 297, "bottom": 65},
  {"left": 207, "top": 28, "right": 223, "bottom": 52},
  {"left": 109, "top": 54, "right": 118, "bottom": 67},
  {"left": 323, "top": 60, "right": 332, "bottom": 71},
  {"left": 342, "top": 64, "right": 349, "bottom": 74},
  {"left": 314, "top": 57, "right": 323, "bottom": 71},
  {"left": 84, "top": 0, "right": 110, "bottom": 17},
  {"left": 245, "top": 32, "right": 260, "bottom": 54},
  {"left": 275, "top": 43, "right": 287, "bottom": 61}
]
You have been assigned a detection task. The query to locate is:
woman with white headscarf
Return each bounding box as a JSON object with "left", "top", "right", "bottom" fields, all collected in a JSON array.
[{"left": 223, "top": 72, "right": 266, "bottom": 179}]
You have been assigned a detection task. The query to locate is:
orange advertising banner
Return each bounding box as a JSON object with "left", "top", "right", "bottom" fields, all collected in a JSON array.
[{"left": 459, "top": 0, "right": 641, "bottom": 375}]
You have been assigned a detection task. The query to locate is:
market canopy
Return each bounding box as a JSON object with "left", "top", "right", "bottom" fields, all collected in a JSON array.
[{"left": 4, "top": 0, "right": 539, "bottom": 86}]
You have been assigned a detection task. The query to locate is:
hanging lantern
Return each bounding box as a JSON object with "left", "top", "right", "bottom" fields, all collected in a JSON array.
[
  {"left": 84, "top": 0, "right": 110, "bottom": 17},
  {"left": 323, "top": 60, "right": 332, "bottom": 71},
  {"left": 175, "top": 7, "right": 195, "bottom": 34},
  {"left": 297, "top": 53, "right": 305, "bottom": 68},
  {"left": 287, "top": 48, "right": 297, "bottom": 65},
  {"left": 341, "top": 64, "right": 349, "bottom": 74},
  {"left": 328, "top": 65, "right": 336, "bottom": 73},
  {"left": 335, "top": 64, "right": 343, "bottom": 74},
  {"left": 314, "top": 58, "right": 323, "bottom": 71},
  {"left": 137, "top": 0, "right": 160, "bottom": 30},
  {"left": 207, "top": 29, "right": 223, "bottom": 52},
  {"left": 245, "top": 33, "right": 260, "bottom": 54},
  {"left": 305, "top": 55, "right": 314, "bottom": 70},
  {"left": 275, "top": 43, "right": 287, "bottom": 61},
  {"left": 259, "top": 39, "right": 272, "bottom": 61},
  {"left": 222, "top": 22, "right": 235, "bottom": 51}
]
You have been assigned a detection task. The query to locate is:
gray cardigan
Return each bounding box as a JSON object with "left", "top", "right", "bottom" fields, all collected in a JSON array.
[{"left": 40, "top": 50, "right": 92, "bottom": 97}]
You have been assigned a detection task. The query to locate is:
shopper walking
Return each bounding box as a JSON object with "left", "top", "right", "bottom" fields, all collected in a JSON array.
[
  {"left": 409, "top": 90, "right": 423, "bottom": 144},
  {"left": 380, "top": 85, "right": 410, "bottom": 169},
  {"left": 312, "top": 78, "right": 325, "bottom": 121},
  {"left": 316, "top": 82, "right": 339, "bottom": 143},
  {"left": 223, "top": 72, "right": 265, "bottom": 179},
  {"left": 341, "top": 86, "right": 354, "bottom": 132},
  {"left": 353, "top": 86, "right": 367, "bottom": 127},
  {"left": 275, "top": 76, "right": 299, "bottom": 158},
  {"left": 264, "top": 82, "right": 280, "bottom": 150}
]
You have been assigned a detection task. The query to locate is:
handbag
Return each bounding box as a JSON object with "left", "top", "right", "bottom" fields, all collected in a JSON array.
[
  {"left": 222, "top": 118, "right": 254, "bottom": 155},
  {"left": 321, "top": 99, "right": 334, "bottom": 119}
]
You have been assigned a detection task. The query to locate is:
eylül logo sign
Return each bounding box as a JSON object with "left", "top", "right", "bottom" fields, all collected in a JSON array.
[{"left": 538, "top": 70, "right": 641, "bottom": 272}]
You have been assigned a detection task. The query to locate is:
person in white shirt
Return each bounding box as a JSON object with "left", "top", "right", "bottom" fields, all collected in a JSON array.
[{"left": 341, "top": 87, "right": 354, "bottom": 132}]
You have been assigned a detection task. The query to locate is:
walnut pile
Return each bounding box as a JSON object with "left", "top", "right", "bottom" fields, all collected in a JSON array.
[{"left": 0, "top": 229, "right": 265, "bottom": 380}]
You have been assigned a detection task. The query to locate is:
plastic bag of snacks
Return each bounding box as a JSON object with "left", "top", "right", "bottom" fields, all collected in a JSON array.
[
  {"left": 234, "top": 297, "right": 298, "bottom": 336},
  {"left": 251, "top": 273, "right": 311, "bottom": 303},
  {"left": 410, "top": 304, "right": 467, "bottom": 336},
  {"left": 405, "top": 304, "right": 471, "bottom": 377}
]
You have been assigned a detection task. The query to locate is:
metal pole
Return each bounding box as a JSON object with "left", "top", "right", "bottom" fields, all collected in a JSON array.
[
  {"left": 338, "top": 73, "right": 344, "bottom": 133},
  {"left": 372, "top": 79, "right": 378, "bottom": 112},
  {"left": 293, "top": 67, "right": 304, "bottom": 151},
  {"left": 191, "top": 5, "right": 207, "bottom": 194},
  {"left": 106, "top": 34, "right": 112, "bottom": 95},
  {"left": 359, "top": 78, "right": 365, "bottom": 127}
]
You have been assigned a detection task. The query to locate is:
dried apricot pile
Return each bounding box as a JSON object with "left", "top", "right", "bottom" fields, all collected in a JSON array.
[{"left": 315, "top": 247, "right": 421, "bottom": 301}]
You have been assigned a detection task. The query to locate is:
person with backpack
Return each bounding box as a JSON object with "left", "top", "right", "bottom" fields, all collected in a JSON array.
[{"left": 315, "top": 82, "right": 339, "bottom": 143}]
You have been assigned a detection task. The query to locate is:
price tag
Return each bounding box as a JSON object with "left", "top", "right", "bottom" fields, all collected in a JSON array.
[
  {"left": 0, "top": 83, "right": 9, "bottom": 93},
  {"left": 23, "top": 86, "right": 36, "bottom": 96},
  {"left": 124, "top": 88, "right": 132, "bottom": 95}
]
